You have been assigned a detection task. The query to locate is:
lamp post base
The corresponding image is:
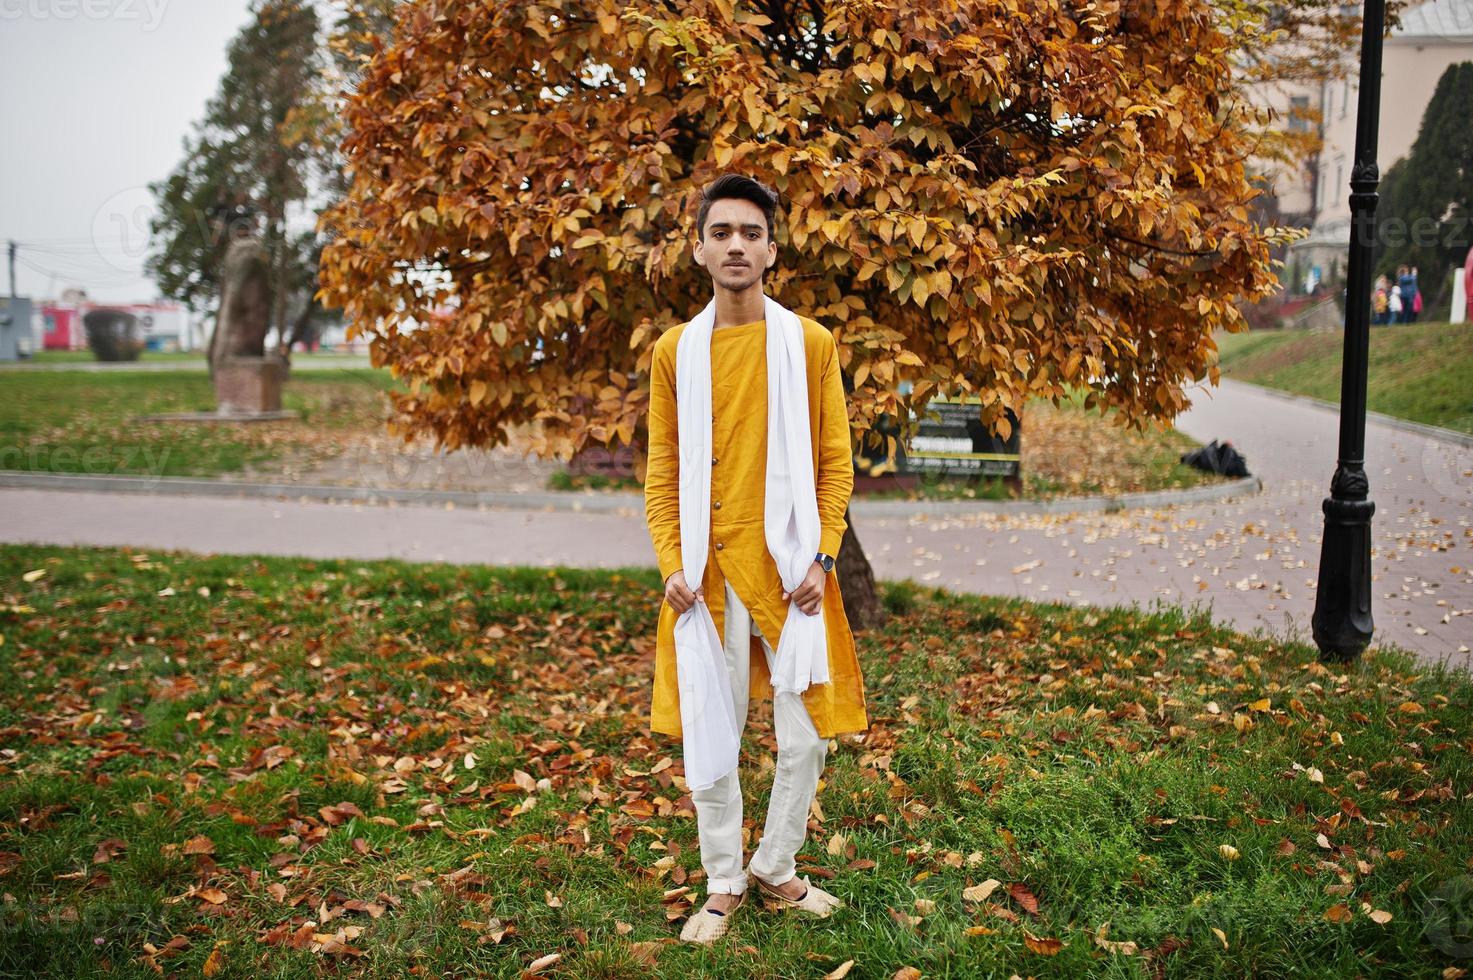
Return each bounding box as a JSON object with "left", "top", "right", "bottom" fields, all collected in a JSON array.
[{"left": 1311, "top": 495, "right": 1376, "bottom": 663}]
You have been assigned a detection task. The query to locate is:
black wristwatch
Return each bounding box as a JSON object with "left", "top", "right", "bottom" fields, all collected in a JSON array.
[{"left": 815, "top": 552, "right": 835, "bottom": 573}]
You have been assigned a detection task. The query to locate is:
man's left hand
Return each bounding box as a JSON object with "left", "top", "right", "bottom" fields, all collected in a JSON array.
[{"left": 781, "top": 561, "right": 827, "bottom": 615}]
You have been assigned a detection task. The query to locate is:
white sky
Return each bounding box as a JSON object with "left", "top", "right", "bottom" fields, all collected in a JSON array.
[{"left": 0, "top": 0, "right": 254, "bottom": 303}]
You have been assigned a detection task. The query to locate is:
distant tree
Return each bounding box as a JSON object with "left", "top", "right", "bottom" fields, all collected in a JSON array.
[
  {"left": 1373, "top": 61, "right": 1473, "bottom": 318},
  {"left": 146, "top": 0, "right": 331, "bottom": 356}
]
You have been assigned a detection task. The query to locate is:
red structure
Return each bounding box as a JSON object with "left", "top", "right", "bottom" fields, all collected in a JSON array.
[
  {"left": 1464, "top": 246, "right": 1472, "bottom": 312},
  {"left": 39, "top": 306, "right": 80, "bottom": 350}
]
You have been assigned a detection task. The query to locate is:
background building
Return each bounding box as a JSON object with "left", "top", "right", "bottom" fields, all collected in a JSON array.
[{"left": 1254, "top": 0, "right": 1473, "bottom": 307}]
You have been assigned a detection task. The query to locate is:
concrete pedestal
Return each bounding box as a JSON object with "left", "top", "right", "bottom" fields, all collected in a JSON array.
[{"left": 214, "top": 355, "right": 288, "bottom": 415}]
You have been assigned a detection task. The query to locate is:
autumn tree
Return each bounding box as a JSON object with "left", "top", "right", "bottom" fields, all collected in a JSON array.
[
  {"left": 148, "top": 0, "right": 335, "bottom": 358},
  {"left": 318, "top": 0, "right": 1300, "bottom": 624}
]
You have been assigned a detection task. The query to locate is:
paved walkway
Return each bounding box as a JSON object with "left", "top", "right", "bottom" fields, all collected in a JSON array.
[{"left": 3, "top": 378, "right": 1468, "bottom": 673}]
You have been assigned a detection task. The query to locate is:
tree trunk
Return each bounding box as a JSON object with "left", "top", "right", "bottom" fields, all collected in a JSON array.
[
  {"left": 283, "top": 300, "right": 316, "bottom": 354},
  {"left": 837, "top": 503, "right": 885, "bottom": 630},
  {"left": 272, "top": 219, "right": 289, "bottom": 356}
]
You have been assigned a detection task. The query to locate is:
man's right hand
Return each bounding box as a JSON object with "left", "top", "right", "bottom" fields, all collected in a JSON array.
[{"left": 664, "top": 569, "right": 704, "bottom": 613}]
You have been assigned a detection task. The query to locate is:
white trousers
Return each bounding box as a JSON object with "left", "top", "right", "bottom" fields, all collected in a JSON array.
[{"left": 691, "top": 578, "right": 829, "bottom": 894}]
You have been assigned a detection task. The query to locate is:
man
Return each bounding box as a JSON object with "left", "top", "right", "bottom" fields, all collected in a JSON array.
[
  {"left": 642, "top": 174, "right": 869, "bottom": 944},
  {"left": 1396, "top": 265, "right": 1419, "bottom": 324}
]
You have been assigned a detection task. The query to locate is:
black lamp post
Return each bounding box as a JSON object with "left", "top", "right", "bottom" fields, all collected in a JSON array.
[{"left": 1311, "top": 0, "right": 1384, "bottom": 662}]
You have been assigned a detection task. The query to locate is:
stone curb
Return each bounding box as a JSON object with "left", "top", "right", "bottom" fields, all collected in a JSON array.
[
  {"left": 0, "top": 469, "right": 1263, "bottom": 517},
  {"left": 1228, "top": 379, "right": 1473, "bottom": 449}
]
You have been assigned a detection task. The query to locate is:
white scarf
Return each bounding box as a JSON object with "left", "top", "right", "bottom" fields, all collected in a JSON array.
[{"left": 673, "top": 293, "right": 830, "bottom": 792}]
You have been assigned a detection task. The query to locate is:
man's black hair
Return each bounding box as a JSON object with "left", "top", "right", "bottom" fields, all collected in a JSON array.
[{"left": 696, "top": 173, "right": 779, "bottom": 243}]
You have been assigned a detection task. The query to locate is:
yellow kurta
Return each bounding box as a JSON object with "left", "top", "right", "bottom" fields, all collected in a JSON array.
[{"left": 643, "top": 313, "right": 869, "bottom": 739}]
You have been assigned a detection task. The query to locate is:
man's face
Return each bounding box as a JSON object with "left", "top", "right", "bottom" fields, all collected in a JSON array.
[{"left": 695, "top": 197, "right": 777, "bottom": 292}]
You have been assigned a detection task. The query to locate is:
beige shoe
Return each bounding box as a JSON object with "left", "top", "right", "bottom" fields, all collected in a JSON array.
[
  {"left": 678, "top": 889, "right": 746, "bottom": 944},
  {"left": 748, "top": 871, "right": 845, "bottom": 917}
]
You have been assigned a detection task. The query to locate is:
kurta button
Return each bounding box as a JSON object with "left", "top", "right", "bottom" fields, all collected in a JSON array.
[
  {"left": 713, "top": 500, "right": 721, "bottom": 509},
  {"left": 711, "top": 456, "right": 718, "bottom": 465},
  {"left": 715, "top": 541, "right": 724, "bottom": 550}
]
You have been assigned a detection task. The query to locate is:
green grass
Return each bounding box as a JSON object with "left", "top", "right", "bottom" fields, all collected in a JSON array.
[
  {"left": 1, "top": 543, "right": 1468, "bottom": 977},
  {"left": 0, "top": 368, "right": 404, "bottom": 479},
  {"left": 1214, "top": 321, "right": 1473, "bottom": 435},
  {"left": 22, "top": 350, "right": 205, "bottom": 363},
  {"left": 21, "top": 350, "right": 368, "bottom": 364},
  {"left": 547, "top": 470, "right": 643, "bottom": 493}
]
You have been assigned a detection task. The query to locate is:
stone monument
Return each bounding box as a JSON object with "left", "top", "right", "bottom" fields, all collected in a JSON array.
[{"left": 207, "top": 204, "right": 290, "bottom": 417}]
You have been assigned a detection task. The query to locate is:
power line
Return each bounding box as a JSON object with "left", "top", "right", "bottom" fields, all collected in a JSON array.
[
  {"left": 15, "top": 254, "right": 147, "bottom": 291},
  {"left": 14, "top": 250, "right": 144, "bottom": 280},
  {"left": 18, "top": 242, "right": 154, "bottom": 256}
]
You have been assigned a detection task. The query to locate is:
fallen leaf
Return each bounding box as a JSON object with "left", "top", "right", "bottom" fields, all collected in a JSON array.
[
  {"left": 1324, "top": 903, "right": 1353, "bottom": 923},
  {"left": 527, "top": 952, "right": 561, "bottom": 973},
  {"left": 1092, "top": 921, "right": 1138, "bottom": 954},
  {"left": 629, "top": 941, "right": 663, "bottom": 966},
  {"left": 887, "top": 906, "right": 921, "bottom": 928},
  {"left": 1009, "top": 882, "right": 1040, "bottom": 915},
  {"left": 203, "top": 943, "right": 226, "bottom": 976},
  {"left": 963, "top": 879, "right": 1002, "bottom": 902},
  {"left": 823, "top": 960, "right": 856, "bottom": 979}
]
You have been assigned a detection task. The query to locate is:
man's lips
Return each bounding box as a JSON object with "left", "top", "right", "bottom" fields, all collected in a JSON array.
[{"left": 724, "top": 262, "right": 749, "bottom": 269}]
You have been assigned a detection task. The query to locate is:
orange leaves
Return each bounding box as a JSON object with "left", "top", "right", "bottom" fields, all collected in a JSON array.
[
  {"left": 318, "top": 0, "right": 1290, "bottom": 463},
  {"left": 1008, "top": 881, "right": 1041, "bottom": 915},
  {"left": 196, "top": 887, "right": 229, "bottom": 907},
  {"left": 904, "top": 216, "right": 929, "bottom": 251},
  {"left": 245, "top": 743, "right": 295, "bottom": 771},
  {"left": 182, "top": 835, "right": 216, "bottom": 856},
  {"left": 318, "top": 802, "right": 366, "bottom": 827}
]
